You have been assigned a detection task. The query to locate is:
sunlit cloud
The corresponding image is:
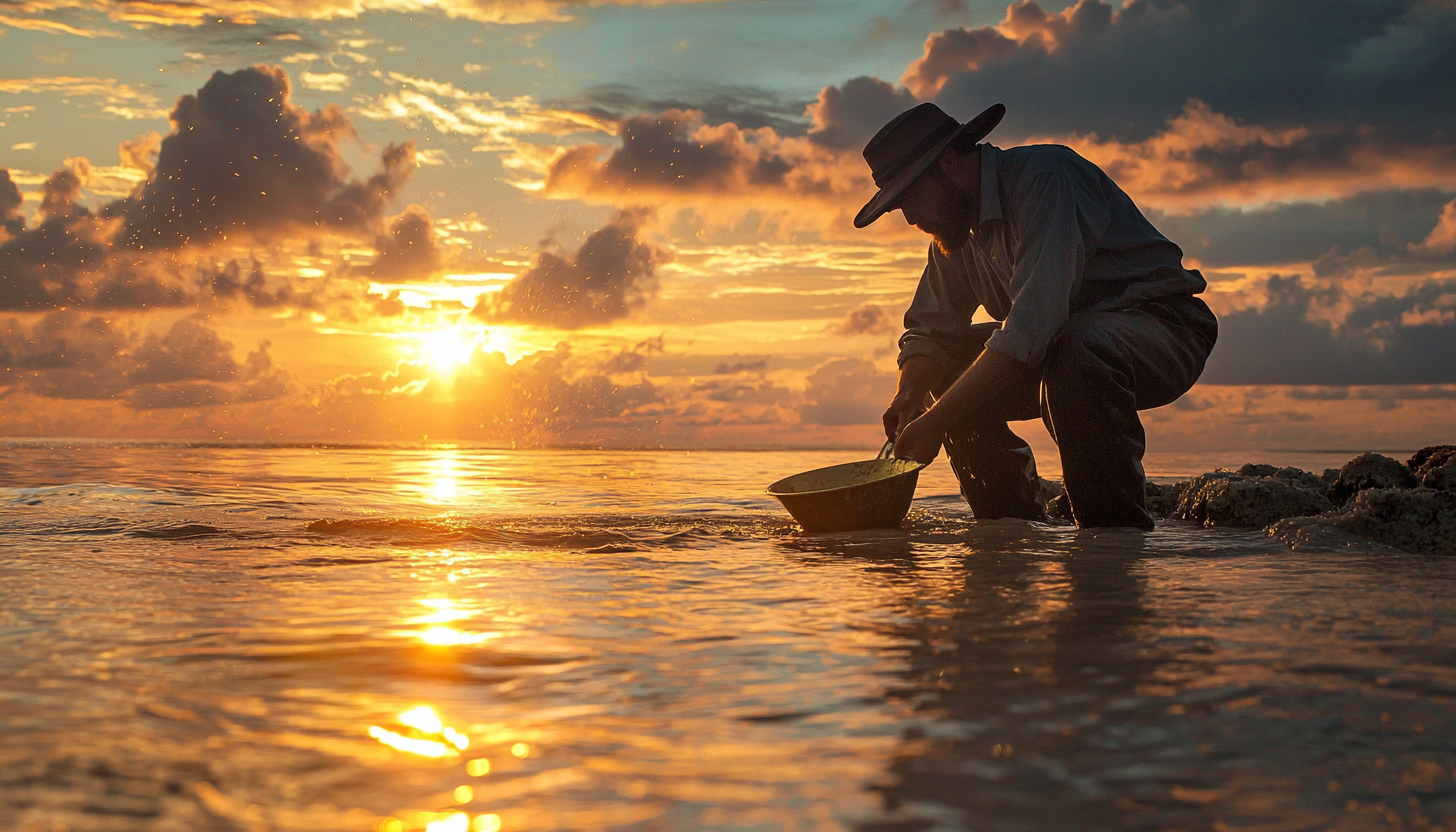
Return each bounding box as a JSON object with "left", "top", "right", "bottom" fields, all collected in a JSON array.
[
  {"left": 0, "top": 75, "right": 166, "bottom": 119},
  {"left": 353, "top": 72, "right": 610, "bottom": 153},
  {"left": 1, "top": 0, "right": 738, "bottom": 30}
]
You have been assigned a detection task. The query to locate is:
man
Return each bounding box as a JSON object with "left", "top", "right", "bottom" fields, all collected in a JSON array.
[{"left": 856, "top": 103, "right": 1217, "bottom": 528}]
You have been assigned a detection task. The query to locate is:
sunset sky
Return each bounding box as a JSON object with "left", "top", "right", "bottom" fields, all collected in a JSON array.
[{"left": 2, "top": 0, "right": 1454, "bottom": 450}]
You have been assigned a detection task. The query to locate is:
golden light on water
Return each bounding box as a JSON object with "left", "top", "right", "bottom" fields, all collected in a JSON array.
[
  {"left": 466, "top": 758, "right": 491, "bottom": 776},
  {"left": 369, "top": 706, "right": 470, "bottom": 757},
  {"left": 420, "top": 626, "right": 496, "bottom": 646},
  {"left": 368, "top": 725, "right": 454, "bottom": 758},
  {"left": 454, "top": 785, "right": 474, "bottom": 803},
  {"left": 425, "top": 813, "right": 469, "bottom": 832},
  {"left": 414, "top": 597, "right": 477, "bottom": 625},
  {"left": 473, "top": 815, "right": 502, "bottom": 832},
  {"left": 510, "top": 742, "right": 529, "bottom": 758},
  {"left": 429, "top": 455, "right": 460, "bottom": 503},
  {"left": 399, "top": 706, "right": 444, "bottom": 734}
]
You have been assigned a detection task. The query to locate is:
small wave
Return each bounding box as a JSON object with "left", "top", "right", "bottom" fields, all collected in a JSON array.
[
  {"left": 304, "top": 514, "right": 798, "bottom": 550},
  {"left": 131, "top": 523, "right": 231, "bottom": 540}
]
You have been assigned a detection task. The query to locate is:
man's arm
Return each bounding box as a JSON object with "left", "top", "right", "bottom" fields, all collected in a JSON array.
[
  {"left": 882, "top": 354, "right": 943, "bottom": 441},
  {"left": 891, "top": 346, "right": 1032, "bottom": 463}
]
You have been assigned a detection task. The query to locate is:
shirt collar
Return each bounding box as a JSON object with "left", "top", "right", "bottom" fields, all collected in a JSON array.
[{"left": 977, "top": 143, "right": 1002, "bottom": 229}]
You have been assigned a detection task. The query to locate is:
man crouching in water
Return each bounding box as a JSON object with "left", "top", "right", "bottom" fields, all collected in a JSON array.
[{"left": 857, "top": 103, "right": 1217, "bottom": 528}]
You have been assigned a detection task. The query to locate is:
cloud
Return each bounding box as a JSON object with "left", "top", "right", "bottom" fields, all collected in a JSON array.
[
  {"left": 896, "top": 0, "right": 1456, "bottom": 210},
  {"left": 299, "top": 71, "right": 351, "bottom": 91},
  {"left": 830, "top": 301, "right": 894, "bottom": 336},
  {"left": 799, "top": 358, "right": 894, "bottom": 426},
  {"left": 0, "top": 75, "right": 165, "bottom": 119},
  {"left": 1414, "top": 198, "right": 1456, "bottom": 255},
  {"left": 561, "top": 83, "right": 813, "bottom": 136},
  {"left": 0, "top": 66, "right": 415, "bottom": 312},
  {"left": 529, "top": 108, "right": 870, "bottom": 224},
  {"left": 352, "top": 72, "right": 611, "bottom": 153},
  {"left": 3, "top": 0, "right": 736, "bottom": 30},
  {"left": 1039, "top": 99, "right": 1456, "bottom": 212},
  {"left": 121, "top": 64, "right": 415, "bottom": 249},
  {"left": 1151, "top": 189, "right": 1456, "bottom": 269},
  {"left": 0, "top": 312, "right": 292, "bottom": 409},
  {"left": 1201, "top": 275, "right": 1456, "bottom": 385},
  {"left": 369, "top": 205, "right": 441, "bottom": 281},
  {"left": 472, "top": 209, "right": 660, "bottom": 329},
  {"left": 805, "top": 76, "right": 918, "bottom": 151},
  {"left": 0, "top": 170, "right": 23, "bottom": 236}
]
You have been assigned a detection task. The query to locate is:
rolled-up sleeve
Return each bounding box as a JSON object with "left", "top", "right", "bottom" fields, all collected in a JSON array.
[
  {"left": 898, "top": 245, "right": 981, "bottom": 376},
  {"left": 985, "top": 170, "right": 1110, "bottom": 367}
]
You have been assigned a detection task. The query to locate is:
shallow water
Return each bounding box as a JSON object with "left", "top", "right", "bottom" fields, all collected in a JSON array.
[{"left": 2, "top": 443, "right": 1453, "bottom": 832}]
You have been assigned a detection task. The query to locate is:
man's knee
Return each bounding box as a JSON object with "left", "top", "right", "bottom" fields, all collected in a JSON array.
[{"left": 1042, "top": 316, "right": 1127, "bottom": 394}]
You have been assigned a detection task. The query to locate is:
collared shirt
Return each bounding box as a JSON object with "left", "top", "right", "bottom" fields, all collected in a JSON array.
[{"left": 898, "top": 143, "right": 1207, "bottom": 372}]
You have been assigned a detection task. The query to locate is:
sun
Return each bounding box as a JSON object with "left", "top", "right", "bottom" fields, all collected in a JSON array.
[{"left": 419, "top": 329, "right": 480, "bottom": 375}]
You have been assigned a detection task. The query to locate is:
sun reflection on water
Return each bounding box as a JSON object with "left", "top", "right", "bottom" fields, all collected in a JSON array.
[{"left": 369, "top": 706, "right": 470, "bottom": 758}]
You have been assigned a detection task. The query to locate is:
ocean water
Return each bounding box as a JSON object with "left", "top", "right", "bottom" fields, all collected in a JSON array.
[{"left": 2, "top": 442, "right": 1454, "bottom": 832}]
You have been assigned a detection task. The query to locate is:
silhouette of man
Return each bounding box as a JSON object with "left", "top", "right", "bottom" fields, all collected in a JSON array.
[{"left": 857, "top": 103, "right": 1217, "bottom": 528}]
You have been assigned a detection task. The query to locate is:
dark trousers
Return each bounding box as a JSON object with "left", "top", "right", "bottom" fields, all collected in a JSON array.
[{"left": 936, "top": 294, "right": 1218, "bottom": 528}]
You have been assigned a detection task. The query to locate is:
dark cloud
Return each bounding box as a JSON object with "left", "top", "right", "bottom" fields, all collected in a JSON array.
[
  {"left": 39, "top": 162, "right": 88, "bottom": 223},
  {"left": 806, "top": 76, "right": 918, "bottom": 150},
  {"left": 119, "top": 65, "right": 415, "bottom": 250},
  {"left": 0, "top": 170, "right": 23, "bottom": 237},
  {"left": 473, "top": 210, "right": 659, "bottom": 329},
  {"left": 560, "top": 83, "right": 812, "bottom": 135},
  {"left": 909, "top": 0, "right": 1456, "bottom": 143},
  {"left": 1200, "top": 275, "right": 1456, "bottom": 385},
  {"left": 541, "top": 109, "right": 860, "bottom": 206},
  {"left": 0, "top": 313, "right": 292, "bottom": 409},
  {"left": 831, "top": 302, "right": 894, "bottom": 336},
  {"left": 1152, "top": 190, "right": 1456, "bottom": 268},
  {"left": 0, "top": 66, "right": 413, "bottom": 312},
  {"left": 799, "top": 358, "right": 894, "bottom": 426},
  {"left": 369, "top": 205, "right": 441, "bottom": 281},
  {"left": 712, "top": 357, "right": 769, "bottom": 375}
]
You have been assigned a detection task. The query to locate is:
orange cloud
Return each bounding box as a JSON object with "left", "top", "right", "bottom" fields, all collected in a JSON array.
[
  {"left": 3, "top": 0, "right": 734, "bottom": 30},
  {"left": 902, "top": 0, "right": 1112, "bottom": 98},
  {"left": 0, "top": 75, "right": 166, "bottom": 119},
  {"left": 1036, "top": 100, "right": 1456, "bottom": 212}
]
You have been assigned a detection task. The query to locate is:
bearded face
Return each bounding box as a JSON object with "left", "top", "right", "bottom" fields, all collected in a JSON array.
[{"left": 915, "top": 168, "right": 977, "bottom": 256}]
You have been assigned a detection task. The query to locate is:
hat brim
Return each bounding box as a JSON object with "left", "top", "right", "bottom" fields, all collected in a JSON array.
[{"left": 853, "top": 102, "right": 1005, "bottom": 229}]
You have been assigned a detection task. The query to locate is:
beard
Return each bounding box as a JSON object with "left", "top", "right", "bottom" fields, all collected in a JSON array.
[{"left": 919, "top": 169, "right": 977, "bottom": 256}]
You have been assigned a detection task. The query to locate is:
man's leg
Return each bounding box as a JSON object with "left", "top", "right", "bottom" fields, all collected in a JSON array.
[
  {"left": 1041, "top": 296, "right": 1218, "bottom": 528},
  {"left": 937, "top": 323, "right": 1046, "bottom": 520}
]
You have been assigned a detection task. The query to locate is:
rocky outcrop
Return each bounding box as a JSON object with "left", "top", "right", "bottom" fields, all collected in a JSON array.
[
  {"left": 1038, "top": 447, "right": 1456, "bottom": 551},
  {"left": 1146, "top": 479, "right": 1189, "bottom": 518},
  {"left": 1409, "top": 446, "right": 1456, "bottom": 491},
  {"left": 1173, "top": 471, "right": 1332, "bottom": 528},
  {"left": 1270, "top": 487, "right": 1456, "bottom": 555},
  {"left": 1327, "top": 453, "right": 1414, "bottom": 505}
]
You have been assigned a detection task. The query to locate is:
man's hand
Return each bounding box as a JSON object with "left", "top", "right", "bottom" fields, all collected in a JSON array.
[
  {"left": 882, "top": 389, "right": 925, "bottom": 442},
  {"left": 883, "top": 354, "right": 943, "bottom": 441},
  {"left": 893, "top": 409, "right": 947, "bottom": 464}
]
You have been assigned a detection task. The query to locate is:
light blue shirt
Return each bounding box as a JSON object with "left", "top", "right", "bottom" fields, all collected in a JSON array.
[{"left": 898, "top": 143, "right": 1207, "bottom": 372}]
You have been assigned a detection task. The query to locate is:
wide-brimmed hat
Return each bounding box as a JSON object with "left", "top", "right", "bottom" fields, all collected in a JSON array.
[{"left": 853, "top": 102, "right": 1005, "bottom": 229}]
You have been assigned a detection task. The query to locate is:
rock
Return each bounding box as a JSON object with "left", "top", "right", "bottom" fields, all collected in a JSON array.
[
  {"left": 1418, "top": 457, "right": 1456, "bottom": 491},
  {"left": 1269, "top": 487, "right": 1456, "bottom": 555},
  {"left": 1238, "top": 463, "right": 1325, "bottom": 492},
  {"left": 1327, "top": 453, "right": 1414, "bottom": 505},
  {"left": 1146, "top": 479, "right": 1189, "bottom": 518},
  {"left": 1409, "top": 445, "right": 1456, "bottom": 491},
  {"left": 1173, "top": 472, "right": 1333, "bottom": 528}
]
